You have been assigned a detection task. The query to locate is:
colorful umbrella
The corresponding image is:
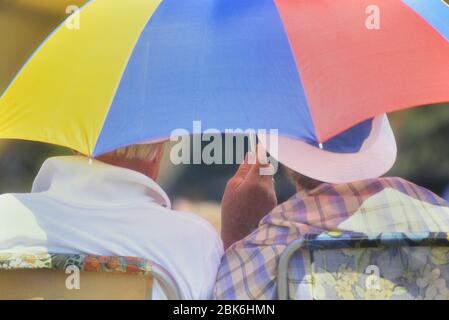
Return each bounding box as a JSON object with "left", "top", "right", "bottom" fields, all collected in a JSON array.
[
  {"left": 0, "top": 0, "right": 448, "bottom": 157},
  {"left": 0, "top": 0, "right": 86, "bottom": 94}
]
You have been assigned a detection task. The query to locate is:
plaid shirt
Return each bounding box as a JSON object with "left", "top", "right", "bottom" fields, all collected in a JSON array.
[{"left": 214, "top": 177, "right": 449, "bottom": 300}]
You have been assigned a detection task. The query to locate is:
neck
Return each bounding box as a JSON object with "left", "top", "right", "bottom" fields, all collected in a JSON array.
[{"left": 295, "top": 184, "right": 306, "bottom": 194}]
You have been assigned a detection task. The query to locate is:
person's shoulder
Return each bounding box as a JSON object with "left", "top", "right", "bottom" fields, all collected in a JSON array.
[
  {"left": 167, "top": 207, "right": 219, "bottom": 235},
  {"left": 376, "top": 176, "right": 420, "bottom": 188},
  {"left": 156, "top": 205, "right": 221, "bottom": 240},
  {"left": 380, "top": 177, "right": 439, "bottom": 196},
  {"left": 0, "top": 192, "right": 51, "bottom": 213},
  {"left": 0, "top": 193, "right": 24, "bottom": 207},
  {"left": 162, "top": 207, "right": 225, "bottom": 260},
  {"left": 0, "top": 192, "right": 35, "bottom": 216}
]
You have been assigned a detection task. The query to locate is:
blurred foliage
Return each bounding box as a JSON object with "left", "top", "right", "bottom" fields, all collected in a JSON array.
[
  {"left": 0, "top": 0, "right": 88, "bottom": 93},
  {"left": 389, "top": 104, "right": 449, "bottom": 194},
  {"left": 166, "top": 138, "right": 295, "bottom": 203},
  {"left": 0, "top": 141, "right": 70, "bottom": 193}
]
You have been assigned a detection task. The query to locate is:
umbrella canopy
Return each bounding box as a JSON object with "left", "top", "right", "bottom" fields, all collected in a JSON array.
[{"left": 0, "top": 0, "right": 448, "bottom": 157}]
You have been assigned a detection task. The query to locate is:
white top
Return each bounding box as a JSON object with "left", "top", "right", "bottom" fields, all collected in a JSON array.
[{"left": 0, "top": 156, "right": 223, "bottom": 299}]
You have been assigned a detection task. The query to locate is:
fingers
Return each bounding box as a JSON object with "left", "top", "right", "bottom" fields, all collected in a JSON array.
[
  {"left": 231, "top": 145, "right": 275, "bottom": 186},
  {"left": 232, "top": 152, "right": 253, "bottom": 180},
  {"left": 247, "top": 147, "right": 274, "bottom": 181}
]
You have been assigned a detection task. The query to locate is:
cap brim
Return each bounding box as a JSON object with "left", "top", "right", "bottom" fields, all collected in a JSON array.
[{"left": 258, "top": 115, "right": 397, "bottom": 184}]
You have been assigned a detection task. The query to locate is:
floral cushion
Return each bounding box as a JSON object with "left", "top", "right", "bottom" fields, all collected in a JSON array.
[
  {"left": 0, "top": 252, "right": 152, "bottom": 276},
  {"left": 287, "top": 232, "right": 449, "bottom": 300}
]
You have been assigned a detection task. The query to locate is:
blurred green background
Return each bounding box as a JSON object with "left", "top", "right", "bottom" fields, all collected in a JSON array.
[{"left": 0, "top": 1, "right": 448, "bottom": 230}]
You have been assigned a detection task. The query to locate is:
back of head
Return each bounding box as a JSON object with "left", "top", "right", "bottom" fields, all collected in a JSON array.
[
  {"left": 283, "top": 165, "right": 323, "bottom": 192},
  {"left": 96, "top": 142, "right": 166, "bottom": 180}
]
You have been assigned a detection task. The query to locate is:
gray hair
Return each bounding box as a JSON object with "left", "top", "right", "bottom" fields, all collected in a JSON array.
[{"left": 112, "top": 142, "right": 165, "bottom": 162}]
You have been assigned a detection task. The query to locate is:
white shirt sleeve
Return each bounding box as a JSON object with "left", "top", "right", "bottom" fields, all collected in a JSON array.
[{"left": 150, "top": 214, "right": 224, "bottom": 300}]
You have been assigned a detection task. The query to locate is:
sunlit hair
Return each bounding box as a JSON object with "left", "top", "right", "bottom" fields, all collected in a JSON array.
[
  {"left": 283, "top": 165, "right": 323, "bottom": 191},
  {"left": 111, "top": 142, "right": 165, "bottom": 162}
]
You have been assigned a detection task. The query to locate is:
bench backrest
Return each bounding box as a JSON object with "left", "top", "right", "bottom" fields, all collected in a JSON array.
[{"left": 0, "top": 253, "right": 181, "bottom": 300}]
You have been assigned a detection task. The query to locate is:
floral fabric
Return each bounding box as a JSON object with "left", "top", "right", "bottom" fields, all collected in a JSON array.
[
  {"left": 0, "top": 252, "right": 152, "bottom": 276},
  {"left": 289, "top": 232, "right": 449, "bottom": 300}
]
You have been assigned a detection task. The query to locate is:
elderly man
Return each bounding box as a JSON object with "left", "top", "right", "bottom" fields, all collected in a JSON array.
[
  {"left": 0, "top": 142, "right": 223, "bottom": 299},
  {"left": 215, "top": 115, "right": 449, "bottom": 299}
]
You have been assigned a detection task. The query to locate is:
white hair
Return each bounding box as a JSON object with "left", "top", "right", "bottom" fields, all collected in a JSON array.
[{"left": 112, "top": 142, "right": 165, "bottom": 162}]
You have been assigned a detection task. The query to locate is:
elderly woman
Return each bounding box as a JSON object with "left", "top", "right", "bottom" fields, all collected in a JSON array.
[{"left": 216, "top": 115, "right": 449, "bottom": 300}]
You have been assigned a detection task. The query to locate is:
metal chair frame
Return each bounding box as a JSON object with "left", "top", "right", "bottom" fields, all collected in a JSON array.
[{"left": 277, "top": 232, "right": 449, "bottom": 300}]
